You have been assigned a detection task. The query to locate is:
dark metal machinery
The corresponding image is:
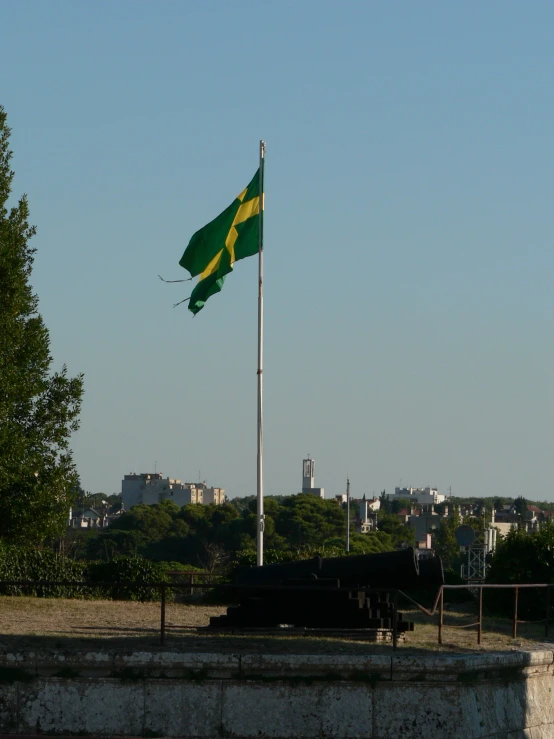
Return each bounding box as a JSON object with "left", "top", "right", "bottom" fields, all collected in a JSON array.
[{"left": 209, "top": 548, "right": 444, "bottom": 633}]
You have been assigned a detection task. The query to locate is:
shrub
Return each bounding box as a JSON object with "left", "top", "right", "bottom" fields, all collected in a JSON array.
[
  {"left": 0, "top": 543, "right": 87, "bottom": 597},
  {"left": 485, "top": 525, "right": 554, "bottom": 619},
  {"left": 87, "top": 556, "right": 169, "bottom": 601},
  {"left": 0, "top": 545, "right": 168, "bottom": 601}
]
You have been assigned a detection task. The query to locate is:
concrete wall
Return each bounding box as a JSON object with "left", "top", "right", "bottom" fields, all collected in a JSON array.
[{"left": 0, "top": 648, "right": 553, "bottom": 737}]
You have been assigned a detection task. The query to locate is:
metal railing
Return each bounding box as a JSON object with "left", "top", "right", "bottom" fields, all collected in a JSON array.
[
  {"left": 1, "top": 578, "right": 551, "bottom": 649},
  {"left": 397, "top": 583, "right": 553, "bottom": 646}
]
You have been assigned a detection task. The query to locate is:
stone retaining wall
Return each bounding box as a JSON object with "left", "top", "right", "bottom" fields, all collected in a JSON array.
[{"left": 0, "top": 648, "right": 553, "bottom": 737}]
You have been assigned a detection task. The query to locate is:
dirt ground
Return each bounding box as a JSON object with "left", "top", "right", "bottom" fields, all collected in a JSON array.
[{"left": 0, "top": 596, "right": 551, "bottom": 655}]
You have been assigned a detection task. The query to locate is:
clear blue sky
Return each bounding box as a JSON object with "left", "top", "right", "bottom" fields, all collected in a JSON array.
[{"left": 2, "top": 1, "right": 553, "bottom": 500}]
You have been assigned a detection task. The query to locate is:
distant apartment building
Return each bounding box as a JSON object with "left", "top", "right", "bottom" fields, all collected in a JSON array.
[
  {"left": 121, "top": 473, "right": 225, "bottom": 510},
  {"left": 203, "top": 486, "right": 226, "bottom": 505},
  {"left": 389, "top": 486, "right": 446, "bottom": 506}
]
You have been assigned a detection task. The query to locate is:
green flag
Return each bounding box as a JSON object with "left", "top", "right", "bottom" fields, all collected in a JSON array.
[{"left": 180, "top": 169, "right": 262, "bottom": 315}]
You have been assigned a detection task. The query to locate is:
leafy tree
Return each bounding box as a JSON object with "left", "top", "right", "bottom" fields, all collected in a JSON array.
[
  {"left": 486, "top": 525, "right": 554, "bottom": 618},
  {"left": 390, "top": 498, "right": 412, "bottom": 515},
  {"left": 377, "top": 513, "right": 415, "bottom": 548},
  {"left": 106, "top": 493, "right": 122, "bottom": 512},
  {"left": 53, "top": 527, "right": 99, "bottom": 560},
  {"left": 272, "top": 494, "right": 346, "bottom": 548},
  {"left": 85, "top": 495, "right": 399, "bottom": 567},
  {"left": 433, "top": 510, "right": 462, "bottom": 571},
  {"left": 326, "top": 532, "right": 393, "bottom": 554},
  {"left": 0, "top": 108, "right": 84, "bottom": 544},
  {"left": 514, "top": 496, "right": 528, "bottom": 517},
  {"left": 378, "top": 490, "right": 391, "bottom": 514}
]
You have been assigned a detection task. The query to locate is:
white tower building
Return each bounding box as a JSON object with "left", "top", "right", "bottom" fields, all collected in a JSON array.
[{"left": 301, "top": 457, "right": 324, "bottom": 498}]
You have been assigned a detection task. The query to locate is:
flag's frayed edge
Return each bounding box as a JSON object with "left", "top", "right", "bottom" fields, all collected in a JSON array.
[
  {"left": 158, "top": 274, "right": 192, "bottom": 284},
  {"left": 173, "top": 296, "right": 190, "bottom": 308},
  {"left": 158, "top": 274, "right": 192, "bottom": 308}
]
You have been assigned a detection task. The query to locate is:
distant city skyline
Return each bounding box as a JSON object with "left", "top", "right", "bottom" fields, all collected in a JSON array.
[
  {"left": 91, "top": 463, "right": 544, "bottom": 503},
  {"left": 2, "top": 1, "right": 552, "bottom": 501}
]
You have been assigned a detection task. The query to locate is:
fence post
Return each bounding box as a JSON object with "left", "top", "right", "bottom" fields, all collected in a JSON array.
[
  {"left": 546, "top": 586, "right": 550, "bottom": 638},
  {"left": 438, "top": 587, "right": 443, "bottom": 645},
  {"left": 190, "top": 572, "right": 194, "bottom": 597},
  {"left": 477, "top": 587, "right": 483, "bottom": 644},
  {"left": 512, "top": 586, "right": 518, "bottom": 639},
  {"left": 160, "top": 584, "right": 166, "bottom": 646}
]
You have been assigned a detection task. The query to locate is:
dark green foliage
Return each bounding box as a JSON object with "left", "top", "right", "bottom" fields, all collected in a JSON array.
[
  {"left": 378, "top": 490, "right": 390, "bottom": 514},
  {"left": 0, "top": 107, "right": 84, "bottom": 544},
  {"left": 87, "top": 557, "right": 168, "bottom": 601},
  {"left": 325, "top": 532, "right": 394, "bottom": 554},
  {"left": 433, "top": 511, "right": 462, "bottom": 571},
  {"left": 233, "top": 532, "right": 393, "bottom": 567},
  {"left": 54, "top": 528, "right": 100, "bottom": 561},
  {"left": 0, "top": 541, "right": 86, "bottom": 597},
  {"left": 0, "top": 543, "right": 167, "bottom": 601},
  {"left": 377, "top": 514, "right": 415, "bottom": 548},
  {"left": 486, "top": 525, "right": 554, "bottom": 619},
  {"left": 84, "top": 494, "right": 399, "bottom": 567},
  {"left": 271, "top": 494, "right": 348, "bottom": 548},
  {"left": 157, "top": 561, "right": 205, "bottom": 573},
  {"left": 389, "top": 498, "right": 412, "bottom": 515},
  {"left": 234, "top": 548, "right": 304, "bottom": 566}
]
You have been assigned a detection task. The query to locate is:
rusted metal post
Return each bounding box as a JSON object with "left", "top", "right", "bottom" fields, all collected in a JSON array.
[
  {"left": 546, "top": 586, "right": 550, "bottom": 638},
  {"left": 438, "top": 587, "right": 443, "bottom": 645},
  {"left": 392, "top": 590, "right": 398, "bottom": 651},
  {"left": 512, "top": 586, "right": 518, "bottom": 639},
  {"left": 160, "top": 584, "right": 166, "bottom": 646},
  {"left": 477, "top": 588, "right": 483, "bottom": 644}
]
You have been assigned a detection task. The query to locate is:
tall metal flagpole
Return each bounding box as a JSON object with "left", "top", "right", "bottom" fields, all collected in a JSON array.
[{"left": 256, "top": 140, "right": 266, "bottom": 566}]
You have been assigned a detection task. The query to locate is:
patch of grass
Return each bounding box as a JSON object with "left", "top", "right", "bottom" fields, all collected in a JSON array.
[{"left": 0, "top": 596, "right": 549, "bottom": 656}]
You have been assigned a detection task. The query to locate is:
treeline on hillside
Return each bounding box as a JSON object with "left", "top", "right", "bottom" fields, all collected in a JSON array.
[{"left": 62, "top": 494, "right": 414, "bottom": 567}]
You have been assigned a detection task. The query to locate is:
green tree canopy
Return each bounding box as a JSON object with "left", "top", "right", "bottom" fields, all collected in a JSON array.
[
  {"left": 486, "top": 524, "right": 554, "bottom": 618},
  {"left": 85, "top": 494, "right": 401, "bottom": 566},
  {"left": 513, "top": 496, "right": 528, "bottom": 517},
  {"left": 0, "top": 108, "right": 84, "bottom": 544},
  {"left": 377, "top": 513, "right": 415, "bottom": 548},
  {"left": 433, "top": 510, "right": 462, "bottom": 571}
]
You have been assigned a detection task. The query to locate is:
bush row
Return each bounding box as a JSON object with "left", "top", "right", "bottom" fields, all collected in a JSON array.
[{"left": 0, "top": 544, "right": 169, "bottom": 600}]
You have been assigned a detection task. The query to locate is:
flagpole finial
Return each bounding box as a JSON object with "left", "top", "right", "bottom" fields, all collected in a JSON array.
[{"left": 260, "top": 140, "right": 266, "bottom": 157}]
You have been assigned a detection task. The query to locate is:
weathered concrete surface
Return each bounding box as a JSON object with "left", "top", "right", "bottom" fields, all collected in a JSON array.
[{"left": 0, "top": 647, "right": 553, "bottom": 737}]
